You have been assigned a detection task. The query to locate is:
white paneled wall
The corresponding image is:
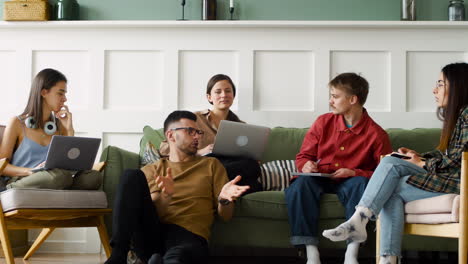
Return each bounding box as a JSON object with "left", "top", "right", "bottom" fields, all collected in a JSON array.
[
  {"left": 407, "top": 51, "right": 468, "bottom": 112},
  {"left": 254, "top": 51, "right": 315, "bottom": 111},
  {"left": 331, "top": 51, "right": 391, "bottom": 112},
  {"left": 104, "top": 50, "right": 164, "bottom": 111},
  {"left": 1, "top": 21, "right": 468, "bottom": 253},
  {"left": 179, "top": 50, "right": 239, "bottom": 110},
  {"left": 33, "top": 51, "right": 91, "bottom": 111}
]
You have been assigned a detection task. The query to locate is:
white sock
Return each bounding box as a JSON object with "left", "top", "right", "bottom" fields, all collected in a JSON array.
[
  {"left": 322, "top": 206, "right": 372, "bottom": 243},
  {"left": 379, "top": 255, "right": 397, "bottom": 264},
  {"left": 305, "top": 245, "right": 321, "bottom": 264},
  {"left": 344, "top": 242, "right": 360, "bottom": 264}
]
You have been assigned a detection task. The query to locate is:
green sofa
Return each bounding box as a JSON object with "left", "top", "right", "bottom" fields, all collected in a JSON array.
[{"left": 99, "top": 127, "right": 458, "bottom": 256}]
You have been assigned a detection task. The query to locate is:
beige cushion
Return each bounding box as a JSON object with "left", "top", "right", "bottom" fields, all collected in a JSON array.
[
  {"left": 405, "top": 194, "right": 460, "bottom": 224},
  {"left": 406, "top": 213, "right": 457, "bottom": 224},
  {"left": 0, "top": 188, "right": 108, "bottom": 212}
]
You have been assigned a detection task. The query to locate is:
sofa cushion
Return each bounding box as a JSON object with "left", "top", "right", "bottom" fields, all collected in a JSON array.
[
  {"left": 386, "top": 128, "right": 441, "bottom": 154},
  {"left": 405, "top": 213, "right": 458, "bottom": 224},
  {"left": 405, "top": 194, "right": 458, "bottom": 214},
  {"left": 260, "top": 160, "right": 296, "bottom": 191},
  {"left": 0, "top": 188, "right": 108, "bottom": 212},
  {"left": 140, "top": 142, "right": 161, "bottom": 167},
  {"left": 234, "top": 191, "right": 345, "bottom": 220},
  {"left": 261, "top": 127, "right": 441, "bottom": 162},
  {"left": 405, "top": 194, "right": 460, "bottom": 224},
  {"left": 261, "top": 127, "right": 308, "bottom": 163},
  {"left": 139, "top": 125, "right": 165, "bottom": 159},
  {"left": 139, "top": 126, "right": 442, "bottom": 162}
]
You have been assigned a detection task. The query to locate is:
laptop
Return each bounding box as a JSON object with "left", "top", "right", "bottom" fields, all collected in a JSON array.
[
  {"left": 31, "top": 136, "right": 101, "bottom": 172},
  {"left": 205, "top": 120, "right": 271, "bottom": 160}
]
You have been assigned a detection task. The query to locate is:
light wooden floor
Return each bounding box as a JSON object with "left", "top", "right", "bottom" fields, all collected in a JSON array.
[{"left": 0, "top": 253, "right": 107, "bottom": 264}]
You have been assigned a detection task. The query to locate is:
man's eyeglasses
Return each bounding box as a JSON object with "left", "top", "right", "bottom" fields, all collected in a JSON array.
[{"left": 170, "top": 127, "right": 204, "bottom": 136}]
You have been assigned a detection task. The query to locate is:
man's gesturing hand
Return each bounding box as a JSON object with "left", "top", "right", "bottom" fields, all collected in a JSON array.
[
  {"left": 155, "top": 167, "right": 174, "bottom": 197},
  {"left": 219, "top": 175, "right": 250, "bottom": 202}
]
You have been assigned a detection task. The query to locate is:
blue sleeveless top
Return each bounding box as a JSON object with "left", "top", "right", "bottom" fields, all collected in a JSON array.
[
  {"left": 10, "top": 137, "right": 49, "bottom": 168},
  {"left": 10, "top": 118, "right": 49, "bottom": 168}
]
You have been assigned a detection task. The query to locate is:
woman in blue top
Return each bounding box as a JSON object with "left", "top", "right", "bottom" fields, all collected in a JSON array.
[{"left": 0, "top": 68, "right": 102, "bottom": 190}]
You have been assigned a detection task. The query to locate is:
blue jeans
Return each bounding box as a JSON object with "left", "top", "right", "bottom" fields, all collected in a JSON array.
[
  {"left": 285, "top": 175, "right": 369, "bottom": 246},
  {"left": 358, "top": 157, "right": 444, "bottom": 256}
]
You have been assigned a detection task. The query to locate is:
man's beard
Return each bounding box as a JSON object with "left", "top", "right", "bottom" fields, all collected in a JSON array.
[{"left": 177, "top": 143, "right": 197, "bottom": 156}]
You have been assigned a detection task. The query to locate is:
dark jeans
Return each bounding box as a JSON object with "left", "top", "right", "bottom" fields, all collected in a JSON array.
[
  {"left": 213, "top": 155, "right": 262, "bottom": 195},
  {"left": 106, "top": 169, "right": 209, "bottom": 264},
  {"left": 284, "top": 176, "right": 368, "bottom": 246}
]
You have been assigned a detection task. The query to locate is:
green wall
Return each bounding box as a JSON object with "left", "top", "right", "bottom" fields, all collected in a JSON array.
[{"left": 0, "top": 0, "right": 459, "bottom": 21}]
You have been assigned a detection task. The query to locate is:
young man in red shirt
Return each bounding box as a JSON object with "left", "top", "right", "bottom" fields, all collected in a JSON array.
[{"left": 285, "top": 73, "right": 392, "bottom": 264}]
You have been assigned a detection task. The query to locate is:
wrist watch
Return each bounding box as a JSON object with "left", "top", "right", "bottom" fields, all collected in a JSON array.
[{"left": 218, "top": 196, "right": 232, "bottom": 206}]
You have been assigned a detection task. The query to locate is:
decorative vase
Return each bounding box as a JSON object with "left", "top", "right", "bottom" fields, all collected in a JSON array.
[
  {"left": 449, "top": 0, "right": 465, "bottom": 21},
  {"left": 202, "top": 0, "right": 216, "bottom": 20},
  {"left": 401, "top": 0, "right": 416, "bottom": 21},
  {"left": 55, "top": 0, "right": 80, "bottom": 20}
]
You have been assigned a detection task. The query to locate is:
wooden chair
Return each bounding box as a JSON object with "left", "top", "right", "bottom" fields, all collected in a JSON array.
[
  {"left": 376, "top": 152, "right": 467, "bottom": 264},
  {"left": 0, "top": 125, "right": 112, "bottom": 264}
]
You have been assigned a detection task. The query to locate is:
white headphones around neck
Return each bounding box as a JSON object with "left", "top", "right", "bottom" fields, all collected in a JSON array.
[{"left": 24, "top": 113, "right": 57, "bottom": 135}]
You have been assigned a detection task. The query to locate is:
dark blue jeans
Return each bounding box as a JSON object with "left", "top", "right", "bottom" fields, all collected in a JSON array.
[{"left": 284, "top": 176, "right": 368, "bottom": 246}]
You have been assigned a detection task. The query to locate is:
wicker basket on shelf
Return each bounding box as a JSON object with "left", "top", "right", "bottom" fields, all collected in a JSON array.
[{"left": 3, "top": 0, "right": 50, "bottom": 21}]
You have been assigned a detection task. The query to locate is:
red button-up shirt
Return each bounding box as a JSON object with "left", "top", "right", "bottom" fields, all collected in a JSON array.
[{"left": 296, "top": 110, "right": 392, "bottom": 179}]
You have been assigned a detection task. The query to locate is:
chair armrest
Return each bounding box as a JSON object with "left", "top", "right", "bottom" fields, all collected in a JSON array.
[
  {"left": 0, "top": 158, "right": 8, "bottom": 174},
  {"left": 93, "top": 162, "right": 106, "bottom": 172},
  {"left": 460, "top": 152, "right": 467, "bottom": 237}
]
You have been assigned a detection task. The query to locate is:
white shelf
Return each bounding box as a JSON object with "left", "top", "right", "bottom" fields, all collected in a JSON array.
[{"left": 1, "top": 20, "right": 468, "bottom": 29}]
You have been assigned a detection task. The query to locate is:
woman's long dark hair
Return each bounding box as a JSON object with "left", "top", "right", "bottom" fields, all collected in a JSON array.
[
  {"left": 437, "top": 63, "right": 468, "bottom": 151},
  {"left": 21, "top": 68, "right": 67, "bottom": 130}
]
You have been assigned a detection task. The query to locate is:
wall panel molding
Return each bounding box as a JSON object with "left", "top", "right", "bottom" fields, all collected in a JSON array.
[{"left": 1, "top": 21, "right": 468, "bottom": 252}]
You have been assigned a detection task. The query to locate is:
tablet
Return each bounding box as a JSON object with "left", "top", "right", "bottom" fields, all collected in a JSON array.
[
  {"left": 292, "top": 172, "right": 333, "bottom": 177},
  {"left": 388, "top": 152, "right": 426, "bottom": 161},
  {"left": 389, "top": 152, "right": 411, "bottom": 159}
]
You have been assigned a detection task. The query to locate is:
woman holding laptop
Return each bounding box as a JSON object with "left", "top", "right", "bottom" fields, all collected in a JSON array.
[
  {"left": 159, "top": 74, "right": 261, "bottom": 194},
  {"left": 159, "top": 74, "right": 243, "bottom": 156},
  {"left": 323, "top": 62, "right": 468, "bottom": 264},
  {"left": 0, "top": 68, "right": 102, "bottom": 191}
]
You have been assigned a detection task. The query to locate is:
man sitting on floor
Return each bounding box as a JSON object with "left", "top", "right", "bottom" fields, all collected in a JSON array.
[{"left": 105, "top": 110, "right": 249, "bottom": 264}]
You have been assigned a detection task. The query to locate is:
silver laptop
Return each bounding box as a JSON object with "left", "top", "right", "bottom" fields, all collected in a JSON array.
[
  {"left": 32, "top": 136, "right": 101, "bottom": 172},
  {"left": 206, "top": 120, "right": 271, "bottom": 160}
]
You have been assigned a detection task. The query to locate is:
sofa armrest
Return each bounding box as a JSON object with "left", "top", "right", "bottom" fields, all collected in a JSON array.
[
  {"left": 99, "top": 145, "right": 139, "bottom": 236},
  {"left": 100, "top": 145, "right": 139, "bottom": 197}
]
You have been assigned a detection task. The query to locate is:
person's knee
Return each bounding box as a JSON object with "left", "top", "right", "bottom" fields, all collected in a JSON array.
[
  {"left": 48, "top": 169, "right": 74, "bottom": 189},
  {"left": 380, "top": 156, "right": 399, "bottom": 166},
  {"left": 72, "top": 170, "right": 103, "bottom": 190},
  {"left": 285, "top": 177, "right": 321, "bottom": 201},
  {"left": 291, "top": 176, "right": 320, "bottom": 190},
  {"left": 349, "top": 176, "right": 369, "bottom": 187}
]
